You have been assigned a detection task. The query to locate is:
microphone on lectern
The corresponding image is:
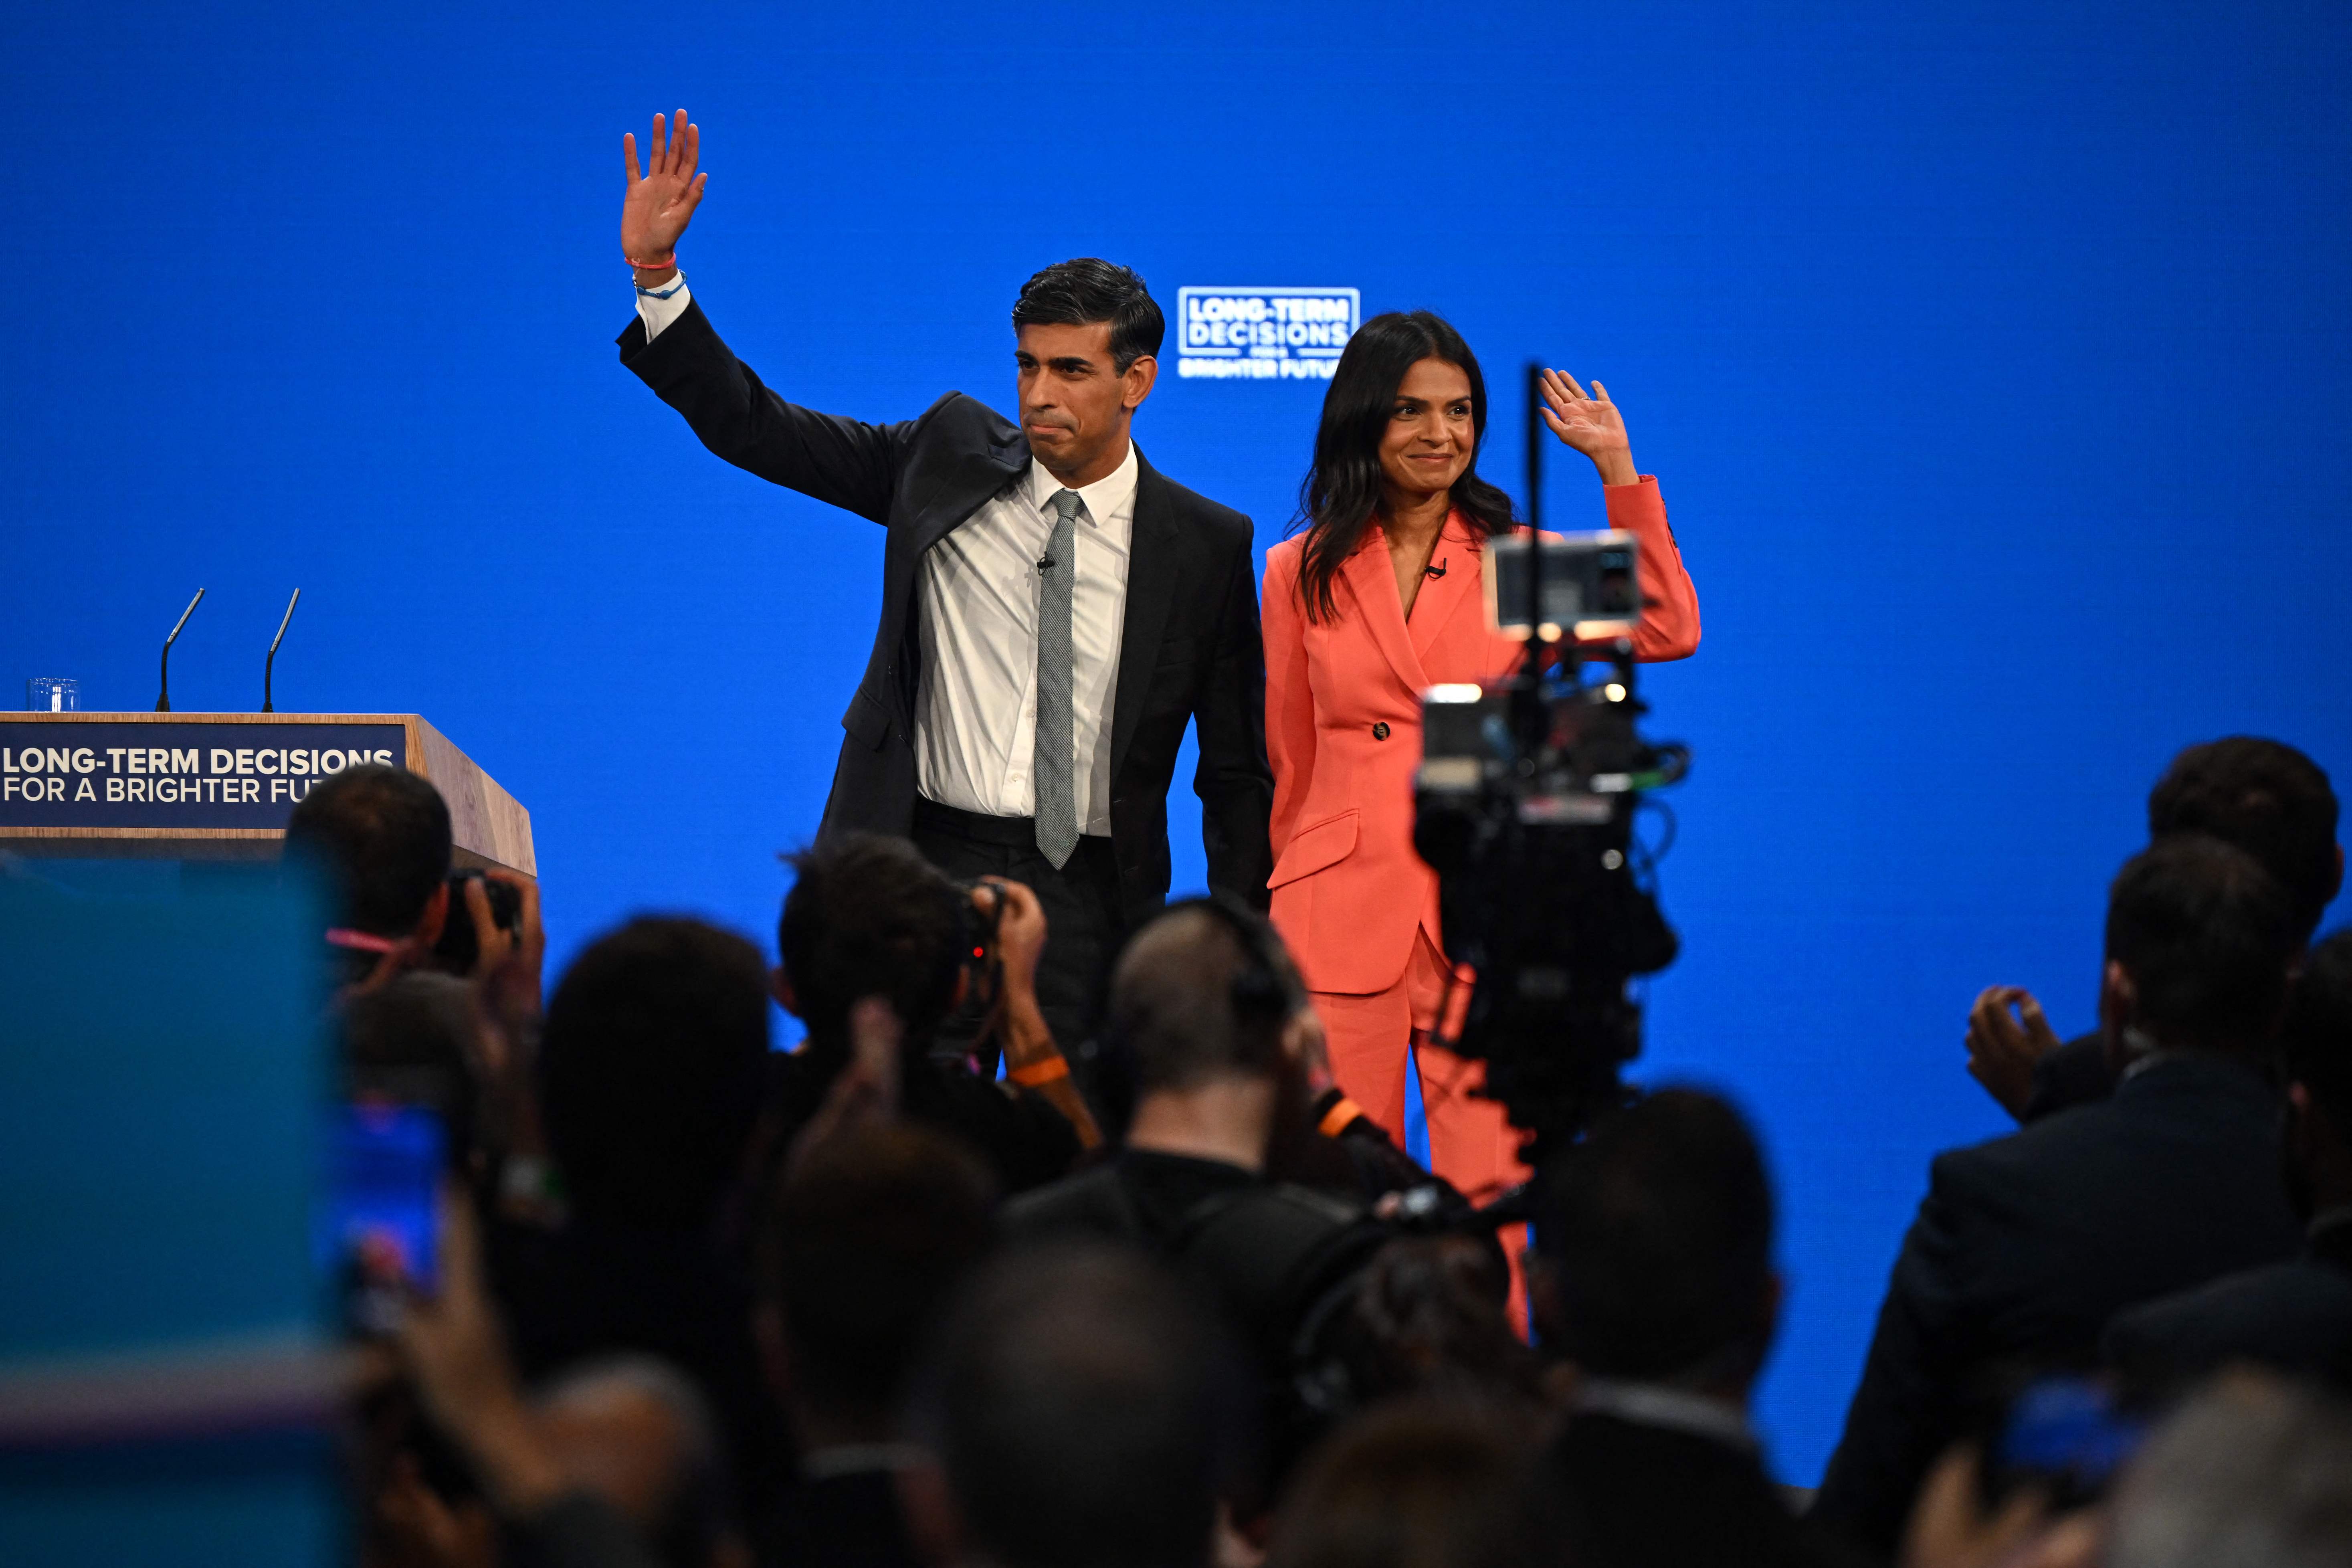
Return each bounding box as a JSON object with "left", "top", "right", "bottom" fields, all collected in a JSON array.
[
  {"left": 263, "top": 589, "right": 302, "bottom": 713},
  {"left": 156, "top": 588, "right": 206, "bottom": 713}
]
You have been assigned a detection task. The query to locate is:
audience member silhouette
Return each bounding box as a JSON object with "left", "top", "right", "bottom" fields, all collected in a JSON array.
[{"left": 1814, "top": 835, "right": 2309, "bottom": 1553}]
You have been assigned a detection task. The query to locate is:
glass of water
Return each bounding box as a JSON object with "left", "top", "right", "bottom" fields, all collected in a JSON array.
[{"left": 26, "top": 677, "right": 79, "bottom": 713}]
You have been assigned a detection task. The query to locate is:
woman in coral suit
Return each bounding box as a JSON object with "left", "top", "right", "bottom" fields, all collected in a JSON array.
[{"left": 1261, "top": 310, "right": 1699, "bottom": 1218}]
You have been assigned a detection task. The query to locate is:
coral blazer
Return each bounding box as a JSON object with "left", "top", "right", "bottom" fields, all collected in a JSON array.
[{"left": 1262, "top": 477, "right": 1701, "bottom": 996}]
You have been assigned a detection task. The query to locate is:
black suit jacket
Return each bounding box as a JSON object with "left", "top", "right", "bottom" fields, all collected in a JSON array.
[
  {"left": 2101, "top": 1216, "right": 2352, "bottom": 1391},
  {"left": 618, "top": 301, "right": 1274, "bottom": 925},
  {"left": 1535, "top": 1413, "right": 1872, "bottom": 1568},
  {"left": 1810, "top": 1054, "right": 2302, "bottom": 1554}
]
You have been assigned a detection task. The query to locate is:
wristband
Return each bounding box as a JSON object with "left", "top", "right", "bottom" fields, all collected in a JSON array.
[
  {"left": 635, "top": 270, "right": 687, "bottom": 301},
  {"left": 1008, "top": 1055, "right": 1071, "bottom": 1088},
  {"left": 1317, "top": 1095, "right": 1367, "bottom": 1138},
  {"left": 626, "top": 253, "right": 676, "bottom": 270},
  {"left": 326, "top": 927, "right": 401, "bottom": 954}
]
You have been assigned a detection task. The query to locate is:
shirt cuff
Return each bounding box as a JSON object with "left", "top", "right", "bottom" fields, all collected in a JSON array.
[{"left": 634, "top": 273, "right": 692, "bottom": 342}]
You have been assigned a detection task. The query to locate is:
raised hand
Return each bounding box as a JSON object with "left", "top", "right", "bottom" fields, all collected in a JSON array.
[
  {"left": 1537, "top": 368, "right": 1637, "bottom": 486},
  {"left": 621, "top": 109, "right": 706, "bottom": 273},
  {"left": 1964, "top": 985, "right": 2061, "bottom": 1121}
]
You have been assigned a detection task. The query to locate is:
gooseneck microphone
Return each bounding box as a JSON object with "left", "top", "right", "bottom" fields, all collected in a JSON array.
[
  {"left": 263, "top": 588, "right": 302, "bottom": 713},
  {"left": 156, "top": 588, "right": 206, "bottom": 713}
]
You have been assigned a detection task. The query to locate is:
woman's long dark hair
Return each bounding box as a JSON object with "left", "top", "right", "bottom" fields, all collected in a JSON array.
[{"left": 1291, "top": 310, "right": 1519, "bottom": 624}]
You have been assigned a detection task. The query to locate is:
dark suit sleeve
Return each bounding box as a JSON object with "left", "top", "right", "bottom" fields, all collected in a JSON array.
[
  {"left": 2021, "top": 1033, "right": 2116, "bottom": 1123},
  {"left": 618, "top": 299, "right": 911, "bottom": 523},
  {"left": 1810, "top": 1153, "right": 1985, "bottom": 1556},
  {"left": 1192, "top": 527, "right": 1276, "bottom": 911}
]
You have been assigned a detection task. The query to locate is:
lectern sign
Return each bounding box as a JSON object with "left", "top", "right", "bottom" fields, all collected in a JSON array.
[{"left": 0, "top": 721, "right": 408, "bottom": 831}]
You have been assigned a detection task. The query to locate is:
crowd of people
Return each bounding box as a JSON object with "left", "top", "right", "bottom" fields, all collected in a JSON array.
[{"left": 297, "top": 732, "right": 2352, "bottom": 1568}]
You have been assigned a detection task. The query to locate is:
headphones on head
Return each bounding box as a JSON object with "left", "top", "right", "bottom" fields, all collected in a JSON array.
[{"left": 1171, "top": 892, "right": 1305, "bottom": 1033}]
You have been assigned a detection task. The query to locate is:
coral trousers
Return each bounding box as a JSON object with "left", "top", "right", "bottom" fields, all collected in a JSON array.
[
  {"left": 1313, "top": 932, "right": 1531, "bottom": 1326},
  {"left": 1310, "top": 932, "right": 1530, "bottom": 1209}
]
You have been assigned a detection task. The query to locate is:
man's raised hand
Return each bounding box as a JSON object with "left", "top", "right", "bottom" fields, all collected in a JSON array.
[{"left": 621, "top": 109, "right": 706, "bottom": 277}]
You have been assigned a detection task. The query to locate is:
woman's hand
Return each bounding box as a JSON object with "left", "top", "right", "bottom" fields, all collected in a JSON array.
[
  {"left": 621, "top": 109, "right": 706, "bottom": 282},
  {"left": 1537, "top": 369, "right": 1637, "bottom": 486}
]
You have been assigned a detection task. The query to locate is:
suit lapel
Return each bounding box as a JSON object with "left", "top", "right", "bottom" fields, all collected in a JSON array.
[
  {"left": 1109, "top": 452, "right": 1178, "bottom": 786},
  {"left": 1341, "top": 528, "right": 1429, "bottom": 694},
  {"left": 908, "top": 426, "right": 1030, "bottom": 556},
  {"left": 1407, "top": 513, "right": 1482, "bottom": 663}
]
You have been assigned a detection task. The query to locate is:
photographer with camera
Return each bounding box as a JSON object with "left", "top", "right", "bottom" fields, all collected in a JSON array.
[
  {"left": 1002, "top": 899, "right": 1507, "bottom": 1481},
  {"left": 764, "top": 833, "right": 1097, "bottom": 1197},
  {"left": 287, "top": 764, "right": 547, "bottom": 1198}
]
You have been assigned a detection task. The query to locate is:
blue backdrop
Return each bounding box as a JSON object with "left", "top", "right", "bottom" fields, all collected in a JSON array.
[{"left": 5, "top": 0, "right": 2348, "bottom": 1481}]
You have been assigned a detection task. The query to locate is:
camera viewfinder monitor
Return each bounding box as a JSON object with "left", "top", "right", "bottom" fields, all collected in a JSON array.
[{"left": 1485, "top": 530, "right": 1641, "bottom": 642}]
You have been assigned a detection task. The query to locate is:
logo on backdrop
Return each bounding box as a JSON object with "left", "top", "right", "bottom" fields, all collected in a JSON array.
[
  {"left": 1176, "top": 287, "right": 1360, "bottom": 382},
  {"left": 0, "top": 720, "right": 408, "bottom": 831}
]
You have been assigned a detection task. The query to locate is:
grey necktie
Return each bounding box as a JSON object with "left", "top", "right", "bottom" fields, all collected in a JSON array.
[{"left": 1033, "top": 488, "right": 1083, "bottom": 869}]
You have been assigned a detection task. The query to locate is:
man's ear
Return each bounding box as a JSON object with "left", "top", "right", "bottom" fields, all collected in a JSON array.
[
  {"left": 773, "top": 966, "right": 802, "bottom": 1019},
  {"left": 2100, "top": 958, "right": 2139, "bottom": 1071},
  {"left": 415, "top": 880, "right": 450, "bottom": 949},
  {"left": 1122, "top": 354, "right": 1158, "bottom": 412}
]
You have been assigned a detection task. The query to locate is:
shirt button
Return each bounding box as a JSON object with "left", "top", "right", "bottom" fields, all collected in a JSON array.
[{"left": 1372, "top": 722, "right": 1390, "bottom": 740}]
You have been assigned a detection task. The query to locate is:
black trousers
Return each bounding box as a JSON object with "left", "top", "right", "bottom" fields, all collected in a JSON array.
[{"left": 911, "top": 798, "right": 1127, "bottom": 1069}]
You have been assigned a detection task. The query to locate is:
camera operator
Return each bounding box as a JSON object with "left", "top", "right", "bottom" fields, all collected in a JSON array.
[
  {"left": 1002, "top": 898, "right": 1500, "bottom": 1479},
  {"left": 1002, "top": 897, "right": 1362, "bottom": 1245},
  {"left": 764, "top": 833, "right": 1097, "bottom": 1196}
]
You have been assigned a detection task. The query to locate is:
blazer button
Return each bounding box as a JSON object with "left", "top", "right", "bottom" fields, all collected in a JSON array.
[{"left": 1372, "top": 722, "right": 1390, "bottom": 740}]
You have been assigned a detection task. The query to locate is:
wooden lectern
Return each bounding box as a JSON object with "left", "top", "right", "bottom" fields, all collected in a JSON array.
[{"left": 0, "top": 712, "right": 534, "bottom": 876}]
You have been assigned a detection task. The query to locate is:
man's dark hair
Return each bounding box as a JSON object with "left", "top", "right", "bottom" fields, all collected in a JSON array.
[
  {"left": 2285, "top": 929, "right": 2352, "bottom": 1124},
  {"left": 778, "top": 833, "right": 964, "bottom": 1051},
  {"left": 1264, "top": 1398, "right": 1532, "bottom": 1568},
  {"left": 1011, "top": 259, "right": 1165, "bottom": 374},
  {"left": 2149, "top": 738, "right": 2340, "bottom": 944},
  {"left": 282, "top": 764, "right": 451, "bottom": 937},
  {"left": 1104, "top": 900, "right": 1304, "bottom": 1095},
  {"left": 539, "top": 916, "right": 771, "bottom": 1229},
  {"left": 758, "top": 1122, "right": 997, "bottom": 1421},
  {"left": 2106, "top": 835, "right": 2301, "bottom": 1053},
  {"left": 912, "top": 1243, "right": 1237, "bottom": 1568},
  {"left": 1535, "top": 1088, "right": 1776, "bottom": 1387}
]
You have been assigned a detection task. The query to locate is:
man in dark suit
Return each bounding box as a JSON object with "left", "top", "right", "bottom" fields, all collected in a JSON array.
[
  {"left": 2104, "top": 927, "right": 2352, "bottom": 1391},
  {"left": 1962, "top": 736, "right": 2340, "bottom": 1123},
  {"left": 612, "top": 111, "right": 1273, "bottom": 1053},
  {"left": 1810, "top": 836, "right": 2309, "bottom": 1555},
  {"left": 1526, "top": 1088, "right": 1869, "bottom": 1568}
]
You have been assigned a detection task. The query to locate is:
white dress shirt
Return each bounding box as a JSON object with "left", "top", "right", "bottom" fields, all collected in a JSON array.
[{"left": 638, "top": 278, "right": 1134, "bottom": 835}]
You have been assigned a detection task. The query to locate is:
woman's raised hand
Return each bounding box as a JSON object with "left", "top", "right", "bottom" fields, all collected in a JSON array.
[
  {"left": 621, "top": 109, "right": 707, "bottom": 270},
  {"left": 1537, "top": 368, "right": 1638, "bottom": 486}
]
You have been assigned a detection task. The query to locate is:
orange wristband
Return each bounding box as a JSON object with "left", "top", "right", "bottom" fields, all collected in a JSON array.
[
  {"left": 1317, "top": 1096, "right": 1366, "bottom": 1138},
  {"left": 1008, "top": 1056, "right": 1071, "bottom": 1088}
]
